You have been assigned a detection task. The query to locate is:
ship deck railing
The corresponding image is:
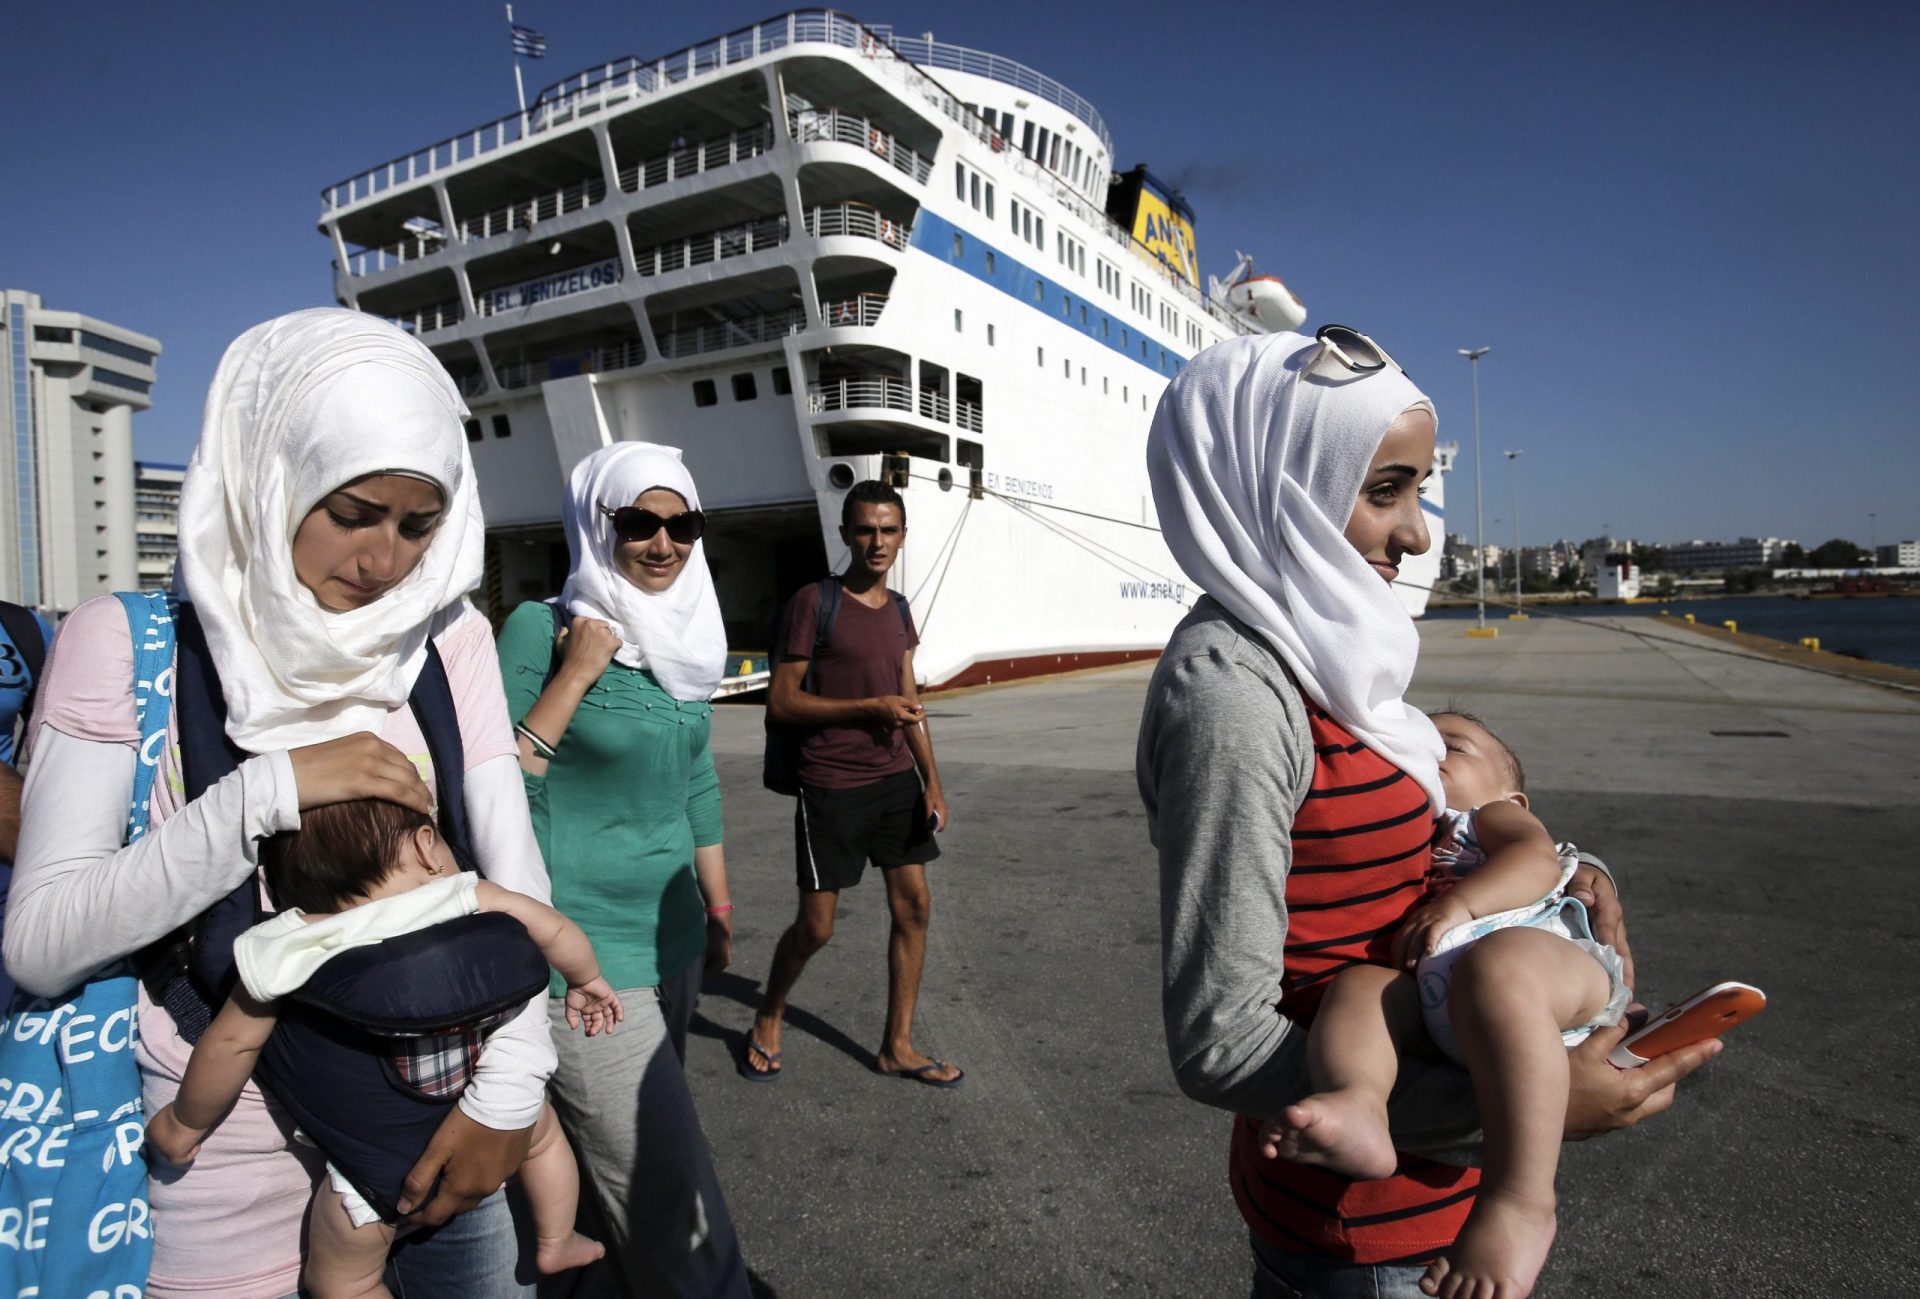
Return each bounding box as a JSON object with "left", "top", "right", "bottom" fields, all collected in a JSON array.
[
  {"left": 788, "top": 109, "right": 931, "bottom": 185},
  {"left": 617, "top": 125, "right": 777, "bottom": 194},
  {"left": 821, "top": 292, "right": 888, "bottom": 328},
  {"left": 458, "top": 177, "right": 609, "bottom": 246},
  {"left": 808, "top": 375, "right": 913, "bottom": 416},
  {"left": 655, "top": 306, "right": 807, "bottom": 360},
  {"left": 807, "top": 372, "right": 980, "bottom": 434},
  {"left": 805, "top": 202, "right": 911, "bottom": 251},
  {"left": 636, "top": 215, "right": 789, "bottom": 278},
  {"left": 384, "top": 300, "right": 465, "bottom": 336},
  {"left": 345, "top": 231, "right": 451, "bottom": 278}
]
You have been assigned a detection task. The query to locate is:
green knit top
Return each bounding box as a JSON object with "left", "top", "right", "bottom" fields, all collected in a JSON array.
[{"left": 497, "top": 600, "right": 722, "bottom": 994}]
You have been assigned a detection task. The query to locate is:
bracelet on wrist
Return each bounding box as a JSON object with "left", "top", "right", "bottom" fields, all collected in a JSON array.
[
  {"left": 515, "top": 722, "right": 558, "bottom": 759},
  {"left": 704, "top": 903, "right": 734, "bottom": 916}
]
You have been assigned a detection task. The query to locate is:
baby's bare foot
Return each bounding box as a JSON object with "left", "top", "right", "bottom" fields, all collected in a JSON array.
[
  {"left": 536, "top": 1231, "right": 606, "bottom": 1276},
  {"left": 1420, "top": 1188, "right": 1557, "bottom": 1299},
  {"left": 1258, "top": 1090, "right": 1397, "bottom": 1180}
]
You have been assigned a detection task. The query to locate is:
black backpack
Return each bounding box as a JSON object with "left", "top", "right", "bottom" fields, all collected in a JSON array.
[{"left": 762, "top": 577, "right": 911, "bottom": 796}]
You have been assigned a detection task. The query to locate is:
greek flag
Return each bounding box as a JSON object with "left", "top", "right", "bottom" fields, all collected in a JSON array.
[{"left": 510, "top": 23, "right": 547, "bottom": 58}]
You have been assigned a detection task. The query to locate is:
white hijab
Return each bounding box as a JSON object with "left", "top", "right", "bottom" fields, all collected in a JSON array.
[
  {"left": 558, "top": 442, "right": 727, "bottom": 701},
  {"left": 1146, "top": 331, "right": 1446, "bottom": 810},
  {"left": 176, "top": 309, "right": 486, "bottom": 752}
]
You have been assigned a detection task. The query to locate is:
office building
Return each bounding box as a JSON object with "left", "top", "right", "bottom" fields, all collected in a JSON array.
[{"left": 2, "top": 290, "right": 161, "bottom": 611}]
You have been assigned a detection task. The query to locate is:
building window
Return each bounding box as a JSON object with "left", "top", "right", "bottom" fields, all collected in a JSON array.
[
  {"left": 32, "top": 326, "right": 73, "bottom": 344},
  {"left": 91, "top": 368, "right": 151, "bottom": 394},
  {"left": 82, "top": 331, "right": 154, "bottom": 365},
  {"left": 731, "top": 372, "right": 758, "bottom": 401},
  {"left": 464, "top": 418, "right": 482, "bottom": 442},
  {"left": 693, "top": 379, "right": 717, "bottom": 407},
  {"left": 772, "top": 366, "right": 792, "bottom": 395},
  {"left": 491, "top": 414, "right": 512, "bottom": 438}
]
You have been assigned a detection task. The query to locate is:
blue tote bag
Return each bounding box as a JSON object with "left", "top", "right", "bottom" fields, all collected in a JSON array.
[{"left": 0, "top": 592, "right": 175, "bottom": 1296}]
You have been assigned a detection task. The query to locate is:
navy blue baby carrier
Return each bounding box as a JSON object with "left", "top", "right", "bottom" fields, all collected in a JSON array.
[{"left": 150, "top": 604, "right": 549, "bottom": 1220}]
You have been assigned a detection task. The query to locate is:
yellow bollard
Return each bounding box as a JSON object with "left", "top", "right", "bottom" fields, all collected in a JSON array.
[
  {"left": 1799, "top": 637, "right": 1820, "bottom": 652},
  {"left": 1684, "top": 613, "right": 1695, "bottom": 624},
  {"left": 1723, "top": 620, "right": 1738, "bottom": 633},
  {"left": 1466, "top": 626, "right": 1500, "bottom": 639},
  {"left": 1507, "top": 612, "right": 1530, "bottom": 621}
]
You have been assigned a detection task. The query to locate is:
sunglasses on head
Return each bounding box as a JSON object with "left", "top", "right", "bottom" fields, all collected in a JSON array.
[
  {"left": 1310, "top": 324, "right": 1405, "bottom": 379},
  {"left": 598, "top": 504, "right": 706, "bottom": 544}
]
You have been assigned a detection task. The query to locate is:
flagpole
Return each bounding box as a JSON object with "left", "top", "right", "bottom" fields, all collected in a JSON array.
[{"left": 507, "top": 3, "right": 527, "bottom": 117}]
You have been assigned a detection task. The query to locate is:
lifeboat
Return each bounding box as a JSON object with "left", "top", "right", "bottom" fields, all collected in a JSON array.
[{"left": 1210, "top": 253, "right": 1309, "bottom": 334}]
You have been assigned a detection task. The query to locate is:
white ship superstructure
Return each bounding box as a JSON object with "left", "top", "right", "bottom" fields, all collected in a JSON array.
[{"left": 318, "top": 11, "right": 1445, "bottom": 686}]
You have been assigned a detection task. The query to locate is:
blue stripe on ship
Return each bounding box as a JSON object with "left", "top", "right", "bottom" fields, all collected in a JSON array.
[
  {"left": 1421, "top": 500, "right": 1442, "bottom": 517},
  {"left": 909, "top": 209, "right": 1188, "bottom": 378}
]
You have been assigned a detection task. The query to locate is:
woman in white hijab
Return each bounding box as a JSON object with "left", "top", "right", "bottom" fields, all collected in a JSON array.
[
  {"left": 494, "top": 441, "right": 748, "bottom": 1298},
  {"left": 8, "top": 309, "right": 553, "bottom": 1298},
  {"left": 1136, "top": 329, "right": 1711, "bottom": 1299}
]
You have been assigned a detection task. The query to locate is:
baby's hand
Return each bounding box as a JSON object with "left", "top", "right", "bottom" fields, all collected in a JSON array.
[
  {"left": 145, "top": 1103, "right": 207, "bottom": 1168},
  {"left": 1391, "top": 897, "right": 1474, "bottom": 970},
  {"left": 565, "top": 976, "right": 625, "bottom": 1037}
]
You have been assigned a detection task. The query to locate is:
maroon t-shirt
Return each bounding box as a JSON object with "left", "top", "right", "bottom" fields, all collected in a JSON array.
[{"left": 779, "top": 580, "right": 919, "bottom": 790}]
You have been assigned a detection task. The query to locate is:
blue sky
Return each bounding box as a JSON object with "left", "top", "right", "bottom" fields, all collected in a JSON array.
[{"left": 5, "top": 1, "right": 1914, "bottom": 549}]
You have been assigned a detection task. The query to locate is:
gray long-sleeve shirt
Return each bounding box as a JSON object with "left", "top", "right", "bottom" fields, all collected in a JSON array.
[{"left": 1136, "top": 597, "right": 1481, "bottom": 1163}]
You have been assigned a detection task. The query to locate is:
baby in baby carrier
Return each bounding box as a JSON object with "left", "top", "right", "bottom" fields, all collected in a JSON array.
[{"left": 145, "top": 798, "right": 622, "bottom": 1299}]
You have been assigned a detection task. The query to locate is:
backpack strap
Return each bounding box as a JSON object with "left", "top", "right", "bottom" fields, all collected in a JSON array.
[
  {"left": 805, "top": 576, "right": 843, "bottom": 691},
  {"left": 0, "top": 602, "right": 47, "bottom": 726},
  {"left": 540, "top": 599, "right": 569, "bottom": 691}
]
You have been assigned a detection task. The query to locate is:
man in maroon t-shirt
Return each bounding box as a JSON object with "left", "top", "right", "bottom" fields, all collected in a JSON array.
[{"left": 740, "top": 481, "right": 962, "bottom": 1087}]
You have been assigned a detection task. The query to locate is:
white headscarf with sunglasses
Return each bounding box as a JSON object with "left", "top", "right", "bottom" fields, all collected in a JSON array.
[
  {"left": 176, "top": 308, "right": 486, "bottom": 752},
  {"left": 1147, "top": 331, "right": 1446, "bottom": 810},
  {"left": 559, "top": 442, "right": 727, "bottom": 701}
]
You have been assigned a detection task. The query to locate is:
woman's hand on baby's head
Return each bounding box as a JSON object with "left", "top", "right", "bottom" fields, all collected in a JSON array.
[
  {"left": 287, "top": 732, "right": 434, "bottom": 816},
  {"left": 564, "top": 976, "right": 625, "bottom": 1037}
]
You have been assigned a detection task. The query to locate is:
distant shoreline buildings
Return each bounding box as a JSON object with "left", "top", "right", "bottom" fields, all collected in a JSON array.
[{"left": 2, "top": 289, "right": 161, "bottom": 613}]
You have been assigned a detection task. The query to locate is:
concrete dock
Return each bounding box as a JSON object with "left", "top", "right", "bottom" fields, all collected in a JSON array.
[{"left": 682, "top": 614, "right": 1920, "bottom": 1298}]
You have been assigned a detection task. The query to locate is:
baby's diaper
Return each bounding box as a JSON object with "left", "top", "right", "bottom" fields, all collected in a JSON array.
[{"left": 1414, "top": 844, "right": 1631, "bottom": 1064}]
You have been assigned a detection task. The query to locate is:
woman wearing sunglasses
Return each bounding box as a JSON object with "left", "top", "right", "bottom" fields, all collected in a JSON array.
[
  {"left": 495, "top": 441, "right": 749, "bottom": 1298},
  {"left": 1137, "top": 329, "right": 1717, "bottom": 1298}
]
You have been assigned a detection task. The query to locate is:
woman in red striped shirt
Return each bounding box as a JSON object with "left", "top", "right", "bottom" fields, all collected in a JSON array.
[{"left": 1137, "top": 329, "right": 1718, "bottom": 1298}]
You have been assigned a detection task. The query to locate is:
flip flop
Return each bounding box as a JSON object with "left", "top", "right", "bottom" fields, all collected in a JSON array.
[
  {"left": 878, "top": 1060, "right": 965, "bottom": 1089},
  {"left": 736, "top": 1038, "right": 782, "bottom": 1082}
]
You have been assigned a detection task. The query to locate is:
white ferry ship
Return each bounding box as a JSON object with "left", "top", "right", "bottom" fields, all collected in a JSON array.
[{"left": 317, "top": 10, "right": 1450, "bottom": 688}]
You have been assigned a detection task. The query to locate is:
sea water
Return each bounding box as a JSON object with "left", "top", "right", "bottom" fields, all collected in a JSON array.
[{"left": 1425, "top": 595, "right": 1920, "bottom": 670}]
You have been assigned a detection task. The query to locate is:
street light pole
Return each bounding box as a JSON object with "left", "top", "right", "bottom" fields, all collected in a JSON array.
[
  {"left": 1459, "top": 347, "right": 1492, "bottom": 631},
  {"left": 1505, "top": 450, "right": 1524, "bottom": 616}
]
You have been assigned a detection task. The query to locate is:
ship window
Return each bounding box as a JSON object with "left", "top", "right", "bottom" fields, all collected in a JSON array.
[
  {"left": 1080, "top": 304, "right": 1088, "bottom": 326},
  {"left": 1036, "top": 127, "right": 1050, "bottom": 166},
  {"left": 999, "top": 110, "right": 1013, "bottom": 139},
  {"left": 970, "top": 174, "right": 981, "bottom": 209},
  {"left": 954, "top": 309, "right": 963, "bottom": 333},
  {"left": 1101, "top": 318, "right": 1110, "bottom": 338},
  {"left": 1123, "top": 385, "right": 1129, "bottom": 403},
  {"left": 1032, "top": 280, "right": 1044, "bottom": 302},
  {"left": 984, "top": 184, "right": 994, "bottom": 220},
  {"left": 1102, "top": 376, "right": 1109, "bottom": 395},
  {"left": 1121, "top": 329, "right": 1130, "bottom": 348},
  {"left": 957, "top": 438, "right": 984, "bottom": 469},
  {"left": 952, "top": 232, "right": 964, "bottom": 259},
  {"left": 1080, "top": 366, "right": 1087, "bottom": 385},
  {"left": 772, "top": 366, "right": 792, "bottom": 395},
  {"left": 692, "top": 379, "right": 717, "bottom": 408},
  {"left": 731, "top": 372, "right": 757, "bottom": 401},
  {"left": 491, "top": 415, "right": 511, "bottom": 439},
  {"left": 1021, "top": 209, "right": 1032, "bottom": 242},
  {"left": 1061, "top": 294, "right": 1071, "bottom": 317},
  {"left": 1021, "top": 120, "right": 1035, "bottom": 156},
  {"left": 1036, "top": 346, "right": 1044, "bottom": 367},
  {"left": 955, "top": 162, "right": 966, "bottom": 201},
  {"left": 464, "top": 419, "right": 482, "bottom": 443},
  {"left": 987, "top": 323, "right": 996, "bottom": 346},
  {"left": 1035, "top": 218, "right": 1044, "bottom": 247},
  {"left": 985, "top": 251, "right": 996, "bottom": 275},
  {"left": 1063, "top": 358, "right": 1071, "bottom": 378}
]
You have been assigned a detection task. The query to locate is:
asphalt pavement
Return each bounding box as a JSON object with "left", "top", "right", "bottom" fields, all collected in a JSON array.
[{"left": 679, "top": 613, "right": 1920, "bottom": 1298}]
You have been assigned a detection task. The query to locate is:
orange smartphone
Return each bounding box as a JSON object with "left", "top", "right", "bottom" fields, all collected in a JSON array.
[{"left": 1609, "top": 981, "right": 1766, "bottom": 1067}]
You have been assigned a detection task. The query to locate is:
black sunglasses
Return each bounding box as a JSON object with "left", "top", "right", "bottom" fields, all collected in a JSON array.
[
  {"left": 598, "top": 504, "right": 706, "bottom": 544},
  {"left": 1312, "top": 323, "right": 1404, "bottom": 378}
]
